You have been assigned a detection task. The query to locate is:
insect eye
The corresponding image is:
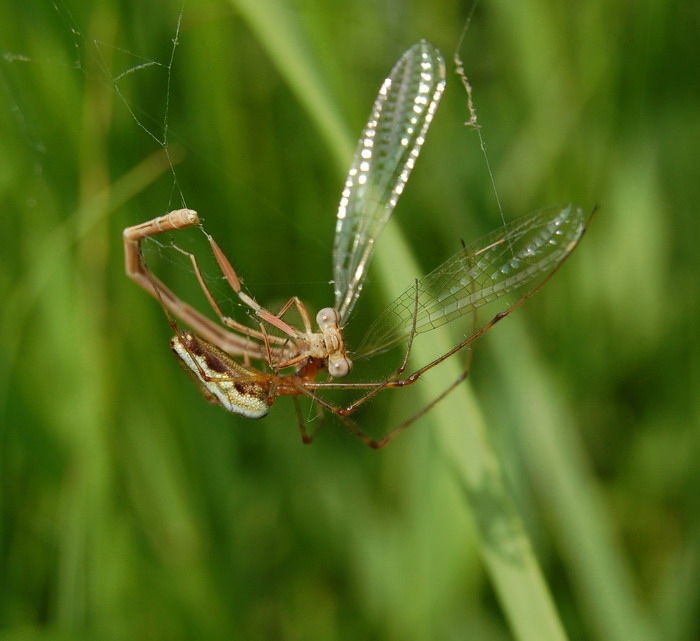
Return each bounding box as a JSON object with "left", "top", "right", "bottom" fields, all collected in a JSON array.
[
  {"left": 316, "top": 307, "right": 341, "bottom": 329},
  {"left": 329, "top": 356, "right": 352, "bottom": 378}
]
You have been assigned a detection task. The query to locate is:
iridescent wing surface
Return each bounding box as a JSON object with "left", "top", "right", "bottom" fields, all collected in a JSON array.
[
  {"left": 333, "top": 40, "right": 446, "bottom": 321},
  {"left": 357, "top": 205, "right": 587, "bottom": 356}
]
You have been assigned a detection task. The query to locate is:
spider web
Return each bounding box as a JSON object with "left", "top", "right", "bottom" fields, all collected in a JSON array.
[
  {"left": 3, "top": 1, "right": 181, "bottom": 182},
  {"left": 1, "top": 0, "right": 193, "bottom": 244},
  {"left": 1, "top": 0, "right": 322, "bottom": 328}
]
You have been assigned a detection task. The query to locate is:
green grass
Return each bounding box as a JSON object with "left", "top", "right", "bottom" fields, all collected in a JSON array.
[{"left": 1, "top": 0, "right": 698, "bottom": 639}]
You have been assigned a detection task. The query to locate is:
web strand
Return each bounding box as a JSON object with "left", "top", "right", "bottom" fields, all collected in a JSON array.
[{"left": 453, "top": 1, "right": 507, "bottom": 232}]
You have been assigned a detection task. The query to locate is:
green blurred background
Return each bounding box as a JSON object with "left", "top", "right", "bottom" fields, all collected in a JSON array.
[{"left": 1, "top": 0, "right": 698, "bottom": 639}]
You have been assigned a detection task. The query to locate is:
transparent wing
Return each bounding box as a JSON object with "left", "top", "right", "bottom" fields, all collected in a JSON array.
[
  {"left": 357, "top": 205, "right": 587, "bottom": 357},
  {"left": 333, "top": 40, "right": 446, "bottom": 321}
]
